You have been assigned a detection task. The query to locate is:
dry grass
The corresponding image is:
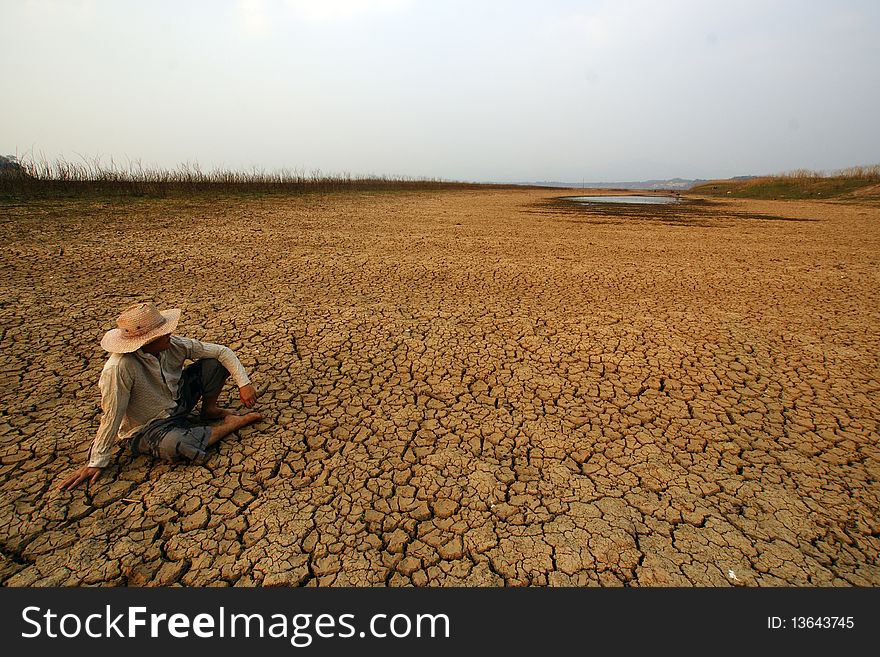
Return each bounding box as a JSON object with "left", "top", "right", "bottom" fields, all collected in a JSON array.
[
  {"left": 0, "top": 154, "right": 494, "bottom": 199},
  {"left": 780, "top": 165, "right": 880, "bottom": 180},
  {"left": 689, "top": 164, "right": 880, "bottom": 200}
]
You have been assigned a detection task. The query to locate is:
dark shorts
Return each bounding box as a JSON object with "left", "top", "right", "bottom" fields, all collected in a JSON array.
[{"left": 131, "top": 358, "right": 230, "bottom": 463}]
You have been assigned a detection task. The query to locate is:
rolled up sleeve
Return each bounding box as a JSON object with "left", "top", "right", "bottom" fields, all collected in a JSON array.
[
  {"left": 182, "top": 338, "right": 251, "bottom": 388},
  {"left": 88, "top": 363, "right": 132, "bottom": 468}
]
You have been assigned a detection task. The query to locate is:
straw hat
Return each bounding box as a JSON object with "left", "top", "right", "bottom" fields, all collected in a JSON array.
[{"left": 101, "top": 302, "right": 181, "bottom": 353}]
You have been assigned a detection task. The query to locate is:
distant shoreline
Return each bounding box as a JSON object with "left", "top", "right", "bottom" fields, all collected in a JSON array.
[{"left": 501, "top": 179, "right": 707, "bottom": 190}]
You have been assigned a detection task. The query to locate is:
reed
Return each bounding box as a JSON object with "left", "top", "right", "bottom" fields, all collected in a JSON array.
[
  {"left": 778, "top": 165, "right": 880, "bottom": 181},
  {"left": 0, "top": 153, "right": 489, "bottom": 199}
]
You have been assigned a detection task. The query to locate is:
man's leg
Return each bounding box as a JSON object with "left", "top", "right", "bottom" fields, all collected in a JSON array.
[
  {"left": 132, "top": 419, "right": 211, "bottom": 463},
  {"left": 186, "top": 360, "right": 261, "bottom": 450},
  {"left": 176, "top": 359, "right": 233, "bottom": 420},
  {"left": 133, "top": 412, "right": 262, "bottom": 463},
  {"left": 197, "top": 358, "right": 234, "bottom": 420}
]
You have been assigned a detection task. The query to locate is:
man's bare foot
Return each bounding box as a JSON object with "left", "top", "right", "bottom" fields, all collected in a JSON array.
[
  {"left": 200, "top": 405, "right": 235, "bottom": 421},
  {"left": 206, "top": 411, "right": 263, "bottom": 446},
  {"left": 239, "top": 411, "right": 262, "bottom": 424}
]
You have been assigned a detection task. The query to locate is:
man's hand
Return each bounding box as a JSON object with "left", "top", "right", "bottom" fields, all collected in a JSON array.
[
  {"left": 239, "top": 384, "right": 258, "bottom": 408},
  {"left": 59, "top": 466, "right": 103, "bottom": 491}
]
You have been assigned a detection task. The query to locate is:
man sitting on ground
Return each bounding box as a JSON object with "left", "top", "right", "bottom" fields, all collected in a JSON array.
[{"left": 59, "top": 301, "right": 262, "bottom": 490}]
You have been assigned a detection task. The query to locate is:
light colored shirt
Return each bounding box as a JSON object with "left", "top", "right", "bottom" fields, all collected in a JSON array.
[{"left": 87, "top": 336, "right": 251, "bottom": 468}]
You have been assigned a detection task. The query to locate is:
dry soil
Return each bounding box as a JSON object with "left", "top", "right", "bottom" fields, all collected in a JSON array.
[{"left": 1, "top": 188, "right": 878, "bottom": 586}]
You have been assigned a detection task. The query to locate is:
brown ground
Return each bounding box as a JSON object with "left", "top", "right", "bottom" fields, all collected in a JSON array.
[{"left": 1, "top": 188, "right": 878, "bottom": 586}]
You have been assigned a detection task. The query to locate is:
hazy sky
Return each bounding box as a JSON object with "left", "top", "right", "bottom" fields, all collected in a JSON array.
[{"left": 2, "top": 0, "right": 879, "bottom": 182}]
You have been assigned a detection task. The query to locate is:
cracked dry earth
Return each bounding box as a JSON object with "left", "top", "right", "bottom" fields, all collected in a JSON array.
[{"left": 1, "top": 188, "right": 878, "bottom": 587}]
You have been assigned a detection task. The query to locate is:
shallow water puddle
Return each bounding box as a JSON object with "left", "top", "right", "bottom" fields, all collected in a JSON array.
[{"left": 563, "top": 195, "right": 681, "bottom": 205}]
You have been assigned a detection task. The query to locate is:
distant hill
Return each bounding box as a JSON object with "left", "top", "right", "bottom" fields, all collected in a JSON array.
[{"left": 513, "top": 178, "right": 709, "bottom": 190}]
